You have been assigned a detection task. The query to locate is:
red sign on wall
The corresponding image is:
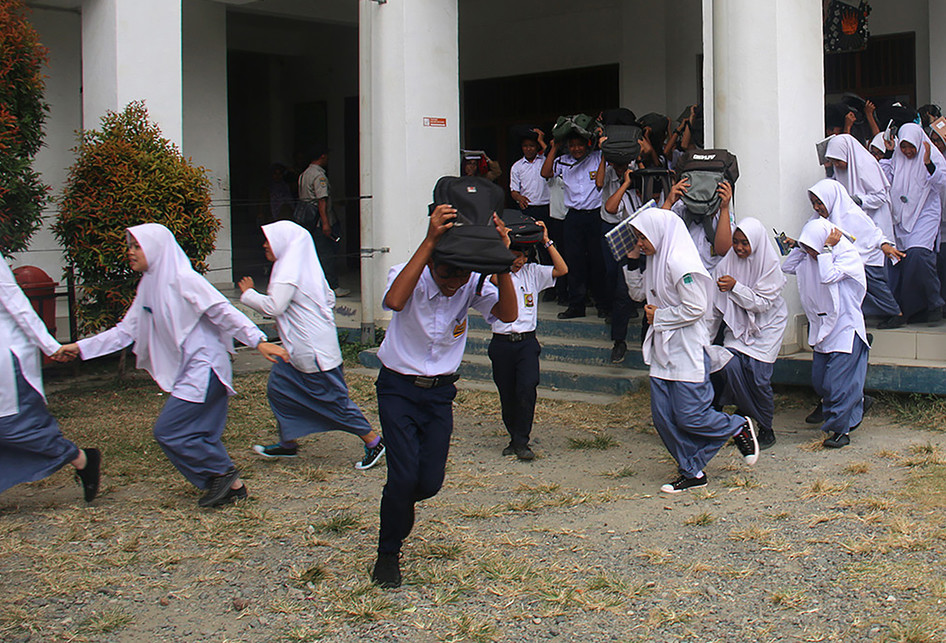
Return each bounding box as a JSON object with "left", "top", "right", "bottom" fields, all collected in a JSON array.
[{"left": 423, "top": 117, "right": 447, "bottom": 127}]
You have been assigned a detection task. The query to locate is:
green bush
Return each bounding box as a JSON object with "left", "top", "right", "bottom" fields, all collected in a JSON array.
[
  {"left": 0, "top": 0, "right": 49, "bottom": 256},
  {"left": 54, "top": 101, "right": 218, "bottom": 333}
]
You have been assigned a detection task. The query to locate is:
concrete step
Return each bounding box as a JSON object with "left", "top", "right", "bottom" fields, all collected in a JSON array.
[
  {"left": 357, "top": 347, "right": 649, "bottom": 397},
  {"left": 468, "top": 310, "right": 642, "bottom": 342},
  {"left": 465, "top": 329, "right": 647, "bottom": 370},
  {"left": 773, "top": 350, "right": 946, "bottom": 395}
]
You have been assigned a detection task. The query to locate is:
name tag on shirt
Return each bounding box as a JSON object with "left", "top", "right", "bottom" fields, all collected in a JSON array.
[
  {"left": 523, "top": 292, "right": 535, "bottom": 308},
  {"left": 589, "top": 171, "right": 597, "bottom": 180},
  {"left": 453, "top": 318, "right": 467, "bottom": 339}
]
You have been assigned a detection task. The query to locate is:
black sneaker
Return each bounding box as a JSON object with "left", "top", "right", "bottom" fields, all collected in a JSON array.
[
  {"left": 502, "top": 443, "right": 516, "bottom": 456},
  {"left": 732, "top": 417, "right": 759, "bottom": 465},
  {"left": 355, "top": 438, "right": 386, "bottom": 470},
  {"left": 557, "top": 307, "right": 585, "bottom": 320},
  {"left": 610, "top": 340, "right": 627, "bottom": 364},
  {"left": 850, "top": 395, "right": 874, "bottom": 432},
  {"left": 877, "top": 314, "right": 906, "bottom": 329},
  {"left": 75, "top": 448, "right": 101, "bottom": 503},
  {"left": 823, "top": 432, "right": 850, "bottom": 448},
  {"left": 597, "top": 308, "right": 610, "bottom": 319},
  {"left": 660, "top": 473, "right": 708, "bottom": 494},
  {"left": 252, "top": 443, "right": 298, "bottom": 458},
  {"left": 199, "top": 468, "right": 241, "bottom": 507},
  {"left": 514, "top": 444, "right": 535, "bottom": 461},
  {"left": 371, "top": 553, "right": 402, "bottom": 588},
  {"left": 805, "top": 402, "right": 824, "bottom": 424},
  {"left": 216, "top": 484, "right": 248, "bottom": 506},
  {"left": 758, "top": 428, "right": 776, "bottom": 451}
]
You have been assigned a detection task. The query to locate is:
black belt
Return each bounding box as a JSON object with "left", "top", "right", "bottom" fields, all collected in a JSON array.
[
  {"left": 492, "top": 331, "right": 536, "bottom": 343},
  {"left": 383, "top": 366, "right": 459, "bottom": 389}
]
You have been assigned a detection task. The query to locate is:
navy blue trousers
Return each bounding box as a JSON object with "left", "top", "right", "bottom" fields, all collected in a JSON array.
[
  {"left": 0, "top": 355, "right": 79, "bottom": 494},
  {"left": 892, "top": 247, "right": 944, "bottom": 319},
  {"left": 863, "top": 264, "right": 901, "bottom": 317},
  {"left": 563, "top": 208, "right": 607, "bottom": 311},
  {"left": 376, "top": 367, "right": 456, "bottom": 555},
  {"left": 152, "top": 371, "right": 234, "bottom": 490},
  {"left": 711, "top": 350, "right": 775, "bottom": 433},
  {"left": 600, "top": 220, "right": 637, "bottom": 341},
  {"left": 488, "top": 335, "right": 540, "bottom": 447},
  {"left": 811, "top": 336, "right": 869, "bottom": 436}
]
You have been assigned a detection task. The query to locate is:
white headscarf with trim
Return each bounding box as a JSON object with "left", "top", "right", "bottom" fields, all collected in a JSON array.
[
  {"left": 825, "top": 133, "right": 890, "bottom": 199},
  {"left": 889, "top": 122, "right": 946, "bottom": 233}
]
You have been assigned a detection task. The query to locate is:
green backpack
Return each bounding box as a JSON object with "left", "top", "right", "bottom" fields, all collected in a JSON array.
[{"left": 552, "top": 114, "right": 599, "bottom": 143}]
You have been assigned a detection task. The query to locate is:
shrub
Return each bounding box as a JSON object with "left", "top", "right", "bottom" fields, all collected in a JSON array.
[
  {"left": 54, "top": 101, "right": 218, "bottom": 333},
  {"left": 0, "top": 0, "right": 50, "bottom": 256}
]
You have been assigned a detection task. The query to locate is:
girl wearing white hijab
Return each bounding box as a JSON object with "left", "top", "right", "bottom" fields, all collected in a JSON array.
[
  {"left": 825, "top": 133, "right": 895, "bottom": 240},
  {"left": 624, "top": 207, "right": 758, "bottom": 494},
  {"left": 782, "top": 218, "right": 869, "bottom": 449},
  {"left": 63, "top": 224, "right": 289, "bottom": 507},
  {"left": 880, "top": 122, "right": 946, "bottom": 322},
  {"left": 0, "top": 259, "right": 100, "bottom": 501},
  {"left": 807, "top": 179, "right": 904, "bottom": 327},
  {"left": 238, "top": 221, "right": 385, "bottom": 469},
  {"left": 707, "top": 218, "right": 788, "bottom": 450}
]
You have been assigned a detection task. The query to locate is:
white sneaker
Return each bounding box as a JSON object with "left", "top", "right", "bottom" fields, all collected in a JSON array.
[{"left": 334, "top": 287, "right": 351, "bottom": 297}]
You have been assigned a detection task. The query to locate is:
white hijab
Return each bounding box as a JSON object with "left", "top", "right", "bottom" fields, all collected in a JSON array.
[
  {"left": 713, "top": 218, "right": 785, "bottom": 343},
  {"left": 869, "top": 133, "right": 886, "bottom": 156},
  {"left": 889, "top": 122, "right": 946, "bottom": 233},
  {"left": 262, "top": 220, "right": 335, "bottom": 311},
  {"left": 632, "top": 207, "right": 713, "bottom": 363},
  {"left": 808, "top": 178, "right": 882, "bottom": 261},
  {"left": 127, "top": 223, "right": 229, "bottom": 391},
  {"left": 825, "top": 133, "right": 890, "bottom": 199},
  {"left": 795, "top": 218, "right": 865, "bottom": 346}
]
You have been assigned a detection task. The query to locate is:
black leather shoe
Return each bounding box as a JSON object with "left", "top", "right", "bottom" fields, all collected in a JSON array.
[
  {"left": 76, "top": 448, "right": 101, "bottom": 503},
  {"left": 199, "top": 468, "right": 241, "bottom": 507},
  {"left": 514, "top": 444, "right": 535, "bottom": 461},
  {"left": 823, "top": 432, "right": 850, "bottom": 448},
  {"left": 371, "top": 553, "right": 402, "bottom": 588},
  {"left": 557, "top": 307, "right": 585, "bottom": 319},
  {"left": 758, "top": 429, "right": 776, "bottom": 450},
  {"left": 805, "top": 402, "right": 824, "bottom": 425}
]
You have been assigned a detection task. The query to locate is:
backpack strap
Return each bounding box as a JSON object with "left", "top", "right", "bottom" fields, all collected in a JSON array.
[{"left": 475, "top": 273, "right": 489, "bottom": 297}]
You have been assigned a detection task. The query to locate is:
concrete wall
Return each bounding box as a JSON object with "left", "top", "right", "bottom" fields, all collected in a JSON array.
[
  {"left": 13, "top": 7, "right": 82, "bottom": 281},
  {"left": 871, "top": 0, "right": 931, "bottom": 104}
]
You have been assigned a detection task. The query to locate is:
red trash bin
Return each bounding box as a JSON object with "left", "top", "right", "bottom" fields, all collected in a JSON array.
[{"left": 14, "top": 266, "right": 59, "bottom": 360}]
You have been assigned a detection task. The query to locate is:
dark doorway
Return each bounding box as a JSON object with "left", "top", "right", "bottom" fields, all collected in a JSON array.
[
  {"left": 343, "top": 95, "right": 360, "bottom": 270},
  {"left": 462, "top": 64, "right": 620, "bottom": 205},
  {"left": 824, "top": 32, "right": 917, "bottom": 107}
]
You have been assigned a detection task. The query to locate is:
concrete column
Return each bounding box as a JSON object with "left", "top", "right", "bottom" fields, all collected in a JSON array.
[
  {"left": 930, "top": 0, "right": 946, "bottom": 104},
  {"left": 81, "top": 0, "right": 183, "bottom": 147},
  {"left": 711, "top": 0, "right": 825, "bottom": 352},
  {"left": 360, "top": 0, "right": 460, "bottom": 324}
]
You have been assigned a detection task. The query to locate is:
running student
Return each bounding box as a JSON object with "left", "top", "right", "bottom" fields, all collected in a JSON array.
[
  {"left": 781, "top": 218, "right": 869, "bottom": 449},
  {"left": 488, "top": 219, "right": 567, "bottom": 460},
  {"left": 370, "top": 205, "right": 517, "bottom": 589},
  {"left": 0, "top": 259, "right": 100, "bottom": 502},
  {"left": 238, "top": 221, "right": 385, "bottom": 469},
  {"left": 708, "top": 218, "right": 788, "bottom": 450},
  {"left": 624, "top": 207, "right": 759, "bottom": 494},
  {"left": 62, "top": 224, "right": 290, "bottom": 507}
]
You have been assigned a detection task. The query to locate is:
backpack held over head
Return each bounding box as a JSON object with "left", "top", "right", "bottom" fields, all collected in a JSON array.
[
  {"left": 500, "top": 209, "right": 544, "bottom": 245},
  {"left": 552, "top": 114, "right": 599, "bottom": 143},
  {"left": 674, "top": 149, "right": 739, "bottom": 218},
  {"left": 600, "top": 124, "right": 643, "bottom": 165},
  {"left": 429, "top": 176, "right": 515, "bottom": 274}
]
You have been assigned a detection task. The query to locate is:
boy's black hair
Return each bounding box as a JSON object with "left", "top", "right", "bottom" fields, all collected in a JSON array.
[
  {"left": 509, "top": 243, "right": 537, "bottom": 261},
  {"left": 564, "top": 132, "right": 590, "bottom": 145},
  {"left": 430, "top": 258, "right": 472, "bottom": 278}
]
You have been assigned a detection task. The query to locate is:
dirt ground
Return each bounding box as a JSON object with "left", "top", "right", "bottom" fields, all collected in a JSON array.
[{"left": 1, "top": 358, "right": 945, "bottom": 643}]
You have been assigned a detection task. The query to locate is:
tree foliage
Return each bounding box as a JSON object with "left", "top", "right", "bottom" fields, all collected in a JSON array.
[
  {"left": 0, "top": 0, "right": 49, "bottom": 256},
  {"left": 54, "top": 101, "right": 219, "bottom": 333}
]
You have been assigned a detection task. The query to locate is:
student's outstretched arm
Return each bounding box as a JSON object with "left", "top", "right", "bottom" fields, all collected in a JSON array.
[
  {"left": 540, "top": 140, "right": 558, "bottom": 179},
  {"left": 491, "top": 272, "right": 518, "bottom": 322},
  {"left": 384, "top": 205, "right": 456, "bottom": 311},
  {"left": 538, "top": 221, "right": 568, "bottom": 278}
]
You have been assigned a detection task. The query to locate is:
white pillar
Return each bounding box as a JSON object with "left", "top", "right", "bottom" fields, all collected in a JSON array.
[
  {"left": 81, "top": 0, "right": 183, "bottom": 147},
  {"left": 930, "top": 0, "right": 946, "bottom": 104},
  {"left": 360, "top": 0, "right": 460, "bottom": 325},
  {"left": 711, "top": 0, "right": 825, "bottom": 352}
]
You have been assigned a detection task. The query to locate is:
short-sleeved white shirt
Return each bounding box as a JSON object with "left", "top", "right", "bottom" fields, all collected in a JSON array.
[
  {"left": 377, "top": 263, "right": 499, "bottom": 376},
  {"left": 553, "top": 150, "right": 602, "bottom": 210},
  {"left": 599, "top": 165, "right": 644, "bottom": 224},
  {"left": 510, "top": 155, "right": 550, "bottom": 206},
  {"left": 490, "top": 264, "right": 555, "bottom": 334}
]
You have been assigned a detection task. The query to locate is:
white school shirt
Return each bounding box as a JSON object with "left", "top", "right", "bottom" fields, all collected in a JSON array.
[
  {"left": 0, "top": 274, "right": 62, "bottom": 417},
  {"left": 881, "top": 158, "right": 946, "bottom": 251},
  {"left": 552, "top": 150, "right": 603, "bottom": 210},
  {"left": 782, "top": 248, "right": 867, "bottom": 354},
  {"left": 670, "top": 200, "right": 735, "bottom": 274},
  {"left": 510, "top": 155, "right": 550, "bottom": 206},
  {"left": 707, "top": 283, "right": 787, "bottom": 364},
  {"left": 78, "top": 303, "right": 265, "bottom": 403},
  {"left": 490, "top": 264, "right": 555, "bottom": 334},
  {"left": 624, "top": 267, "right": 710, "bottom": 382},
  {"left": 377, "top": 264, "right": 499, "bottom": 376},
  {"left": 599, "top": 165, "right": 643, "bottom": 225},
  {"left": 241, "top": 283, "right": 342, "bottom": 373}
]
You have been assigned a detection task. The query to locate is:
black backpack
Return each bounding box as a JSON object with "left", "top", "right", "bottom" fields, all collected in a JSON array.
[
  {"left": 429, "top": 176, "right": 515, "bottom": 275},
  {"left": 600, "top": 124, "right": 643, "bottom": 165},
  {"left": 500, "top": 209, "right": 544, "bottom": 245}
]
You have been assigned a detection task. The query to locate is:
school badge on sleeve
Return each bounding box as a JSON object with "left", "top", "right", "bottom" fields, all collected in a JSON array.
[
  {"left": 453, "top": 319, "right": 467, "bottom": 339},
  {"left": 523, "top": 292, "right": 535, "bottom": 308}
]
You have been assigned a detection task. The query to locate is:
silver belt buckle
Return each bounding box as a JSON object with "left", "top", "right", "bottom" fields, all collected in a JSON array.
[
  {"left": 414, "top": 376, "right": 436, "bottom": 389},
  {"left": 509, "top": 332, "right": 523, "bottom": 342}
]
